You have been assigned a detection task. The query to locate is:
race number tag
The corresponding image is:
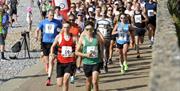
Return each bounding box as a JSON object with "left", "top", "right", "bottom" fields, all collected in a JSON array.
[
  {"left": 99, "top": 28, "right": 107, "bottom": 36},
  {"left": 118, "top": 31, "right": 127, "bottom": 41},
  {"left": 61, "top": 46, "right": 72, "bottom": 57},
  {"left": 148, "top": 10, "right": 154, "bottom": 17},
  {"left": 98, "top": 25, "right": 107, "bottom": 36},
  {"left": 45, "top": 24, "right": 55, "bottom": 34},
  {"left": 134, "top": 15, "right": 142, "bottom": 23},
  {"left": 86, "top": 46, "right": 98, "bottom": 58}
]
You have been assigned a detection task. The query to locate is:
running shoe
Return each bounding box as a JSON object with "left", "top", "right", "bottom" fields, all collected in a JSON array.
[
  {"left": 46, "top": 79, "right": 51, "bottom": 86},
  {"left": 120, "top": 65, "right": 125, "bottom": 74},
  {"left": 121, "top": 68, "right": 125, "bottom": 74},
  {"left": 76, "top": 68, "right": 82, "bottom": 73},
  {"left": 70, "top": 76, "right": 75, "bottom": 84},
  {"left": 123, "top": 63, "right": 128, "bottom": 71},
  {"left": 104, "top": 65, "right": 108, "bottom": 73},
  {"left": 108, "top": 59, "right": 113, "bottom": 64},
  {"left": 91, "top": 84, "right": 93, "bottom": 91},
  {"left": 137, "top": 55, "right": 140, "bottom": 58}
]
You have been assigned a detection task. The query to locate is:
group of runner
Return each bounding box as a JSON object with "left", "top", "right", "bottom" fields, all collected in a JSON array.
[{"left": 35, "top": 0, "right": 157, "bottom": 91}]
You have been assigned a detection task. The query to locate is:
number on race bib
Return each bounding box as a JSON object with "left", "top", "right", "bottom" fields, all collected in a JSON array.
[
  {"left": 61, "top": 46, "right": 72, "bottom": 57},
  {"left": 118, "top": 31, "right": 127, "bottom": 41},
  {"left": 148, "top": 10, "right": 154, "bottom": 17},
  {"left": 87, "top": 46, "right": 98, "bottom": 58},
  {"left": 134, "top": 15, "right": 142, "bottom": 23},
  {"left": 99, "top": 28, "right": 107, "bottom": 36},
  {"left": 45, "top": 24, "right": 55, "bottom": 34}
]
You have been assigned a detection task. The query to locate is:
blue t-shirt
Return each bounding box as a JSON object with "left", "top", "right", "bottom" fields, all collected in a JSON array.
[
  {"left": 116, "top": 22, "right": 130, "bottom": 44},
  {"left": 145, "top": 2, "right": 157, "bottom": 17},
  {"left": 38, "top": 18, "right": 62, "bottom": 43}
]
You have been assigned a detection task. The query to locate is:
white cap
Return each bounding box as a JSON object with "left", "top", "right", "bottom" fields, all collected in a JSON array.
[
  {"left": 88, "top": 7, "right": 94, "bottom": 12},
  {"left": 127, "top": 0, "right": 132, "bottom": 2},
  {"left": 114, "top": 1, "right": 119, "bottom": 5}
]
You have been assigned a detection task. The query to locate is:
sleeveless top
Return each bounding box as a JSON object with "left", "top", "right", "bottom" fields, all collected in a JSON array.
[
  {"left": 57, "top": 33, "right": 75, "bottom": 63},
  {"left": 82, "top": 35, "right": 100, "bottom": 65},
  {"left": 116, "top": 22, "right": 130, "bottom": 44},
  {"left": 133, "top": 10, "right": 145, "bottom": 28}
]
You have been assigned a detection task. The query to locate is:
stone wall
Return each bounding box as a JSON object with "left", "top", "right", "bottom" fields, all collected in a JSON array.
[{"left": 149, "top": 0, "right": 180, "bottom": 91}]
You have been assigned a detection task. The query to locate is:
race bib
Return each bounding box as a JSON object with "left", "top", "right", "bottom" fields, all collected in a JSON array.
[
  {"left": 45, "top": 24, "right": 55, "bottom": 34},
  {"left": 54, "top": 0, "right": 68, "bottom": 10},
  {"left": 86, "top": 46, "right": 98, "bottom": 58},
  {"left": 61, "top": 46, "right": 72, "bottom": 57},
  {"left": 134, "top": 15, "right": 142, "bottom": 23},
  {"left": 99, "top": 28, "right": 107, "bottom": 36},
  {"left": 148, "top": 10, "right": 154, "bottom": 17},
  {"left": 118, "top": 31, "right": 127, "bottom": 41}
]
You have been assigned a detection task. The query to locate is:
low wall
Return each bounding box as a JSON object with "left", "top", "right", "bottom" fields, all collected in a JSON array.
[{"left": 149, "top": 0, "right": 180, "bottom": 91}]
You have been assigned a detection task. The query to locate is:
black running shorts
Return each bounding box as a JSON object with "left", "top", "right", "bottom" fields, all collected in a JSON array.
[
  {"left": 83, "top": 63, "right": 100, "bottom": 77},
  {"left": 56, "top": 62, "right": 76, "bottom": 78}
]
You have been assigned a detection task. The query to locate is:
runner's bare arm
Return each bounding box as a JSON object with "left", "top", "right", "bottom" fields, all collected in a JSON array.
[
  {"left": 97, "top": 33, "right": 104, "bottom": 59},
  {"left": 112, "top": 23, "right": 118, "bottom": 35},
  {"left": 97, "top": 31, "right": 104, "bottom": 44},
  {"left": 75, "top": 35, "right": 91, "bottom": 58},
  {"left": 35, "top": 28, "right": 40, "bottom": 41},
  {"left": 142, "top": 12, "right": 149, "bottom": 23},
  {"left": 50, "top": 34, "right": 61, "bottom": 56}
]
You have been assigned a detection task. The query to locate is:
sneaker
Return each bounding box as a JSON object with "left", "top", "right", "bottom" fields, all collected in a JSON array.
[
  {"left": 121, "top": 67, "right": 125, "bottom": 74},
  {"left": 76, "top": 68, "right": 82, "bottom": 73},
  {"left": 1, "top": 57, "right": 8, "bottom": 61},
  {"left": 137, "top": 55, "right": 140, "bottom": 58},
  {"left": 108, "top": 59, "right": 113, "bottom": 64},
  {"left": 123, "top": 63, "right": 128, "bottom": 71},
  {"left": 120, "top": 65, "right": 125, "bottom": 74},
  {"left": 70, "top": 76, "right": 75, "bottom": 84},
  {"left": 91, "top": 84, "right": 93, "bottom": 91},
  {"left": 104, "top": 65, "right": 108, "bottom": 73},
  {"left": 46, "top": 79, "right": 51, "bottom": 86}
]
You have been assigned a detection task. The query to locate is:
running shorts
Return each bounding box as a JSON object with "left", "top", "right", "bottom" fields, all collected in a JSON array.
[
  {"left": 83, "top": 63, "right": 100, "bottom": 77},
  {"left": 56, "top": 62, "right": 76, "bottom": 78}
]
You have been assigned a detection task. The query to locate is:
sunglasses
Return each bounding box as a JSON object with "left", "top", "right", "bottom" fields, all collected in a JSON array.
[
  {"left": 86, "top": 28, "right": 93, "bottom": 31},
  {"left": 108, "top": 9, "right": 113, "bottom": 11},
  {"left": 120, "top": 17, "right": 125, "bottom": 19}
]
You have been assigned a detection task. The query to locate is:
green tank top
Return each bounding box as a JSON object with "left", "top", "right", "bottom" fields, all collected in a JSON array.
[
  {"left": 82, "top": 35, "right": 100, "bottom": 64},
  {"left": 0, "top": 13, "right": 3, "bottom": 34}
]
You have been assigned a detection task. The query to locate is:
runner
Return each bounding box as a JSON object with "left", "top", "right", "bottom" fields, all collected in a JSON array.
[
  {"left": 112, "top": 13, "right": 132, "bottom": 74},
  {"left": 35, "top": 10, "right": 62, "bottom": 85},
  {"left": 125, "top": 2, "right": 135, "bottom": 48},
  {"left": 68, "top": 14, "right": 81, "bottom": 84},
  {"left": 75, "top": 21, "right": 104, "bottom": 91},
  {"left": 95, "top": 12, "right": 113, "bottom": 73},
  {"left": 131, "top": 3, "right": 148, "bottom": 58},
  {"left": 50, "top": 21, "right": 77, "bottom": 91},
  {"left": 145, "top": 0, "right": 157, "bottom": 47}
]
